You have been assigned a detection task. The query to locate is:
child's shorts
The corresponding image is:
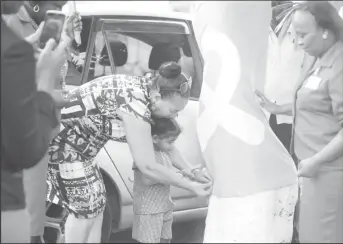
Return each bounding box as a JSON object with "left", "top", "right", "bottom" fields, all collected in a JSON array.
[{"left": 132, "top": 210, "right": 173, "bottom": 243}]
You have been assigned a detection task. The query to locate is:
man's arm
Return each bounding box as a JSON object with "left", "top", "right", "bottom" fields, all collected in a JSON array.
[{"left": 1, "top": 40, "right": 59, "bottom": 171}]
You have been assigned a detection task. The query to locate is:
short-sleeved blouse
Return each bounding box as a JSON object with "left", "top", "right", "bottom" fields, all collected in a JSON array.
[
  {"left": 291, "top": 41, "right": 343, "bottom": 170},
  {"left": 49, "top": 75, "right": 152, "bottom": 164}
]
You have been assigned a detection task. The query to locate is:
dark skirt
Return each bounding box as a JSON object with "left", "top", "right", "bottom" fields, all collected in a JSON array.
[{"left": 298, "top": 170, "right": 343, "bottom": 243}]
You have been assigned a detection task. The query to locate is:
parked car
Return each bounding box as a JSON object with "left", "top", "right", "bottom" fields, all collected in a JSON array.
[{"left": 44, "top": 3, "right": 207, "bottom": 243}]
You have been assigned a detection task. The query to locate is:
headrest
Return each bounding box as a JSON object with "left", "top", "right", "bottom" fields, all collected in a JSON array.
[
  {"left": 148, "top": 43, "right": 181, "bottom": 70},
  {"left": 99, "top": 40, "right": 128, "bottom": 67}
]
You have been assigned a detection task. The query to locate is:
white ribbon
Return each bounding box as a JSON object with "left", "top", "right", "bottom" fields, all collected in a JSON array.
[{"left": 197, "top": 29, "right": 265, "bottom": 151}]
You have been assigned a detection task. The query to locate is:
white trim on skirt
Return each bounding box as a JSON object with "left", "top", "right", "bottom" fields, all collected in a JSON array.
[{"left": 204, "top": 183, "right": 298, "bottom": 243}]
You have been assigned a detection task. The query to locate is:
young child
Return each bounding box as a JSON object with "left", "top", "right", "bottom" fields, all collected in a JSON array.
[{"left": 132, "top": 117, "right": 210, "bottom": 243}]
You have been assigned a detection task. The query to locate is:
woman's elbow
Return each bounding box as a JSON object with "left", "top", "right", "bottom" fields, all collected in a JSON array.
[{"left": 138, "top": 163, "right": 155, "bottom": 177}]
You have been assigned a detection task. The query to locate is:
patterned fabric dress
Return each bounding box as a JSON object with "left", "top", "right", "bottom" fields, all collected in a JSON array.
[{"left": 46, "top": 75, "right": 152, "bottom": 219}]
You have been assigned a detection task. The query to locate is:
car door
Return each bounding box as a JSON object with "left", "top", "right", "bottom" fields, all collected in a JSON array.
[{"left": 83, "top": 16, "right": 207, "bottom": 211}]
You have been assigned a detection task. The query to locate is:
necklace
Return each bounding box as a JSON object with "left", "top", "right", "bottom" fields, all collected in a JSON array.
[
  {"left": 29, "top": 16, "right": 68, "bottom": 94},
  {"left": 29, "top": 16, "right": 39, "bottom": 29}
]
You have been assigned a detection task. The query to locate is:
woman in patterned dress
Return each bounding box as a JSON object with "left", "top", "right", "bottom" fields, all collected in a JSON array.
[{"left": 47, "top": 62, "right": 213, "bottom": 243}]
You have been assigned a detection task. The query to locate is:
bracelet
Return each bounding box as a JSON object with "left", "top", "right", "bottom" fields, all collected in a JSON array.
[
  {"left": 179, "top": 169, "right": 195, "bottom": 180},
  {"left": 191, "top": 167, "right": 201, "bottom": 175}
]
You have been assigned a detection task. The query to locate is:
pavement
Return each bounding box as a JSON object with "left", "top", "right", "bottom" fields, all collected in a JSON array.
[{"left": 109, "top": 219, "right": 206, "bottom": 243}]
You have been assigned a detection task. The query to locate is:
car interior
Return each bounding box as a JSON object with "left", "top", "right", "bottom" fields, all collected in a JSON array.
[{"left": 65, "top": 17, "right": 201, "bottom": 99}]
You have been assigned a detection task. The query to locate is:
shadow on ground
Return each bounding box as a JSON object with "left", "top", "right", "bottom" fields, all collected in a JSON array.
[{"left": 109, "top": 219, "right": 206, "bottom": 243}]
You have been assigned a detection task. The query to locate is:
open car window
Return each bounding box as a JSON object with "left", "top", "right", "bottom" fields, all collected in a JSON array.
[
  {"left": 91, "top": 31, "right": 152, "bottom": 78},
  {"left": 81, "top": 17, "right": 202, "bottom": 99}
]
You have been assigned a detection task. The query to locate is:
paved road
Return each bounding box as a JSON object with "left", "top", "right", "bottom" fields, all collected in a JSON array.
[{"left": 109, "top": 219, "right": 206, "bottom": 243}]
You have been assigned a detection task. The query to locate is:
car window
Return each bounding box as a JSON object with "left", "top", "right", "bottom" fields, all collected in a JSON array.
[
  {"left": 83, "top": 18, "right": 202, "bottom": 99},
  {"left": 64, "top": 17, "right": 92, "bottom": 88},
  {"left": 89, "top": 30, "right": 152, "bottom": 80}
]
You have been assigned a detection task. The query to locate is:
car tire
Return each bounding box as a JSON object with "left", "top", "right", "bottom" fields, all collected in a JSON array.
[
  {"left": 44, "top": 202, "right": 66, "bottom": 243},
  {"left": 101, "top": 199, "right": 113, "bottom": 243},
  {"left": 101, "top": 175, "right": 121, "bottom": 243}
]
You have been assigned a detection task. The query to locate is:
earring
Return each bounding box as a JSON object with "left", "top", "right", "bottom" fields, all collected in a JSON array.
[
  {"left": 151, "top": 102, "right": 156, "bottom": 110},
  {"left": 322, "top": 31, "right": 328, "bottom": 40},
  {"left": 33, "top": 5, "right": 39, "bottom": 12}
]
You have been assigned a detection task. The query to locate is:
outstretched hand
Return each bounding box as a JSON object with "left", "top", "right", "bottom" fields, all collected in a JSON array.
[
  {"left": 64, "top": 12, "right": 82, "bottom": 40},
  {"left": 254, "top": 90, "right": 279, "bottom": 114},
  {"left": 194, "top": 168, "right": 212, "bottom": 183},
  {"left": 190, "top": 181, "right": 212, "bottom": 197}
]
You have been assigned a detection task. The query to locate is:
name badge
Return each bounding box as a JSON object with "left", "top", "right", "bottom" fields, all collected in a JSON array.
[
  {"left": 305, "top": 75, "right": 322, "bottom": 90},
  {"left": 305, "top": 67, "right": 322, "bottom": 90}
]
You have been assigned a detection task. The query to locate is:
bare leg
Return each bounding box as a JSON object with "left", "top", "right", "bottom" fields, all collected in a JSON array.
[
  {"left": 86, "top": 212, "right": 103, "bottom": 243},
  {"left": 64, "top": 213, "right": 92, "bottom": 243}
]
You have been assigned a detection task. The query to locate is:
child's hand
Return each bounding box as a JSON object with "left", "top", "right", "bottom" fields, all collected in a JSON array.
[
  {"left": 179, "top": 169, "right": 194, "bottom": 180},
  {"left": 194, "top": 168, "right": 212, "bottom": 183}
]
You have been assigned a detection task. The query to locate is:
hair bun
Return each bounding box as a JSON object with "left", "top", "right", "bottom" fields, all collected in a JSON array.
[{"left": 159, "top": 61, "right": 181, "bottom": 79}]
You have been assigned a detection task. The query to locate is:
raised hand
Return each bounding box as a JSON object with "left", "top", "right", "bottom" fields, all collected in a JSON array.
[
  {"left": 194, "top": 168, "right": 212, "bottom": 183},
  {"left": 36, "top": 37, "right": 72, "bottom": 93},
  {"left": 64, "top": 12, "right": 82, "bottom": 40},
  {"left": 255, "top": 90, "right": 280, "bottom": 114}
]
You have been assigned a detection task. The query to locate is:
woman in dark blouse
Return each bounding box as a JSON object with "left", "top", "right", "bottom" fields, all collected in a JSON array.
[
  {"left": 1, "top": 1, "right": 72, "bottom": 242},
  {"left": 256, "top": 2, "right": 343, "bottom": 242}
]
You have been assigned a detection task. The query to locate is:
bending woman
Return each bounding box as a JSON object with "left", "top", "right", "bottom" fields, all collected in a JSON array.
[
  {"left": 256, "top": 2, "right": 343, "bottom": 242},
  {"left": 47, "top": 62, "right": 212, "bottom": 243}
]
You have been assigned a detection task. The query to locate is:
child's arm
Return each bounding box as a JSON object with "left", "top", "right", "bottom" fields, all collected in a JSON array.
[
  {"left": 169, "top": 147, "right": 193, "bottom": 171},
  {"left": 170, "top": 147, "right": 211, "bottom": 183}
]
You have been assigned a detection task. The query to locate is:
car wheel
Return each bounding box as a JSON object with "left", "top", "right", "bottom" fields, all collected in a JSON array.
[
  {"left": 44, "top": 202, "right": 66, "bottom": 243},
  {"left": 101, "top": 171, "right": 121, "bottom": 242},
  {"left": 101, "top": 198, "right": 113, "bottom": 243}
]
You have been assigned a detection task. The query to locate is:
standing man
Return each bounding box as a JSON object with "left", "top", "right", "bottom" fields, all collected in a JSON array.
[
  {"left": 265, "top": 24, "right": 304, "bottom": 153},
  {"left": 3, "top": 1, "right": 81, "bottom": 242},
  {"left": 193, "top": 1, "right": 298, "bottom": 242},
  {"left": 1, "top": 1, "right": 70, "bottom": 242}
]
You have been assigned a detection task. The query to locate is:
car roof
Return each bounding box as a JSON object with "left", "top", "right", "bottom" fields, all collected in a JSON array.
[{"left": 63, "top": 1, "right": 192, "bottom": 21}]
